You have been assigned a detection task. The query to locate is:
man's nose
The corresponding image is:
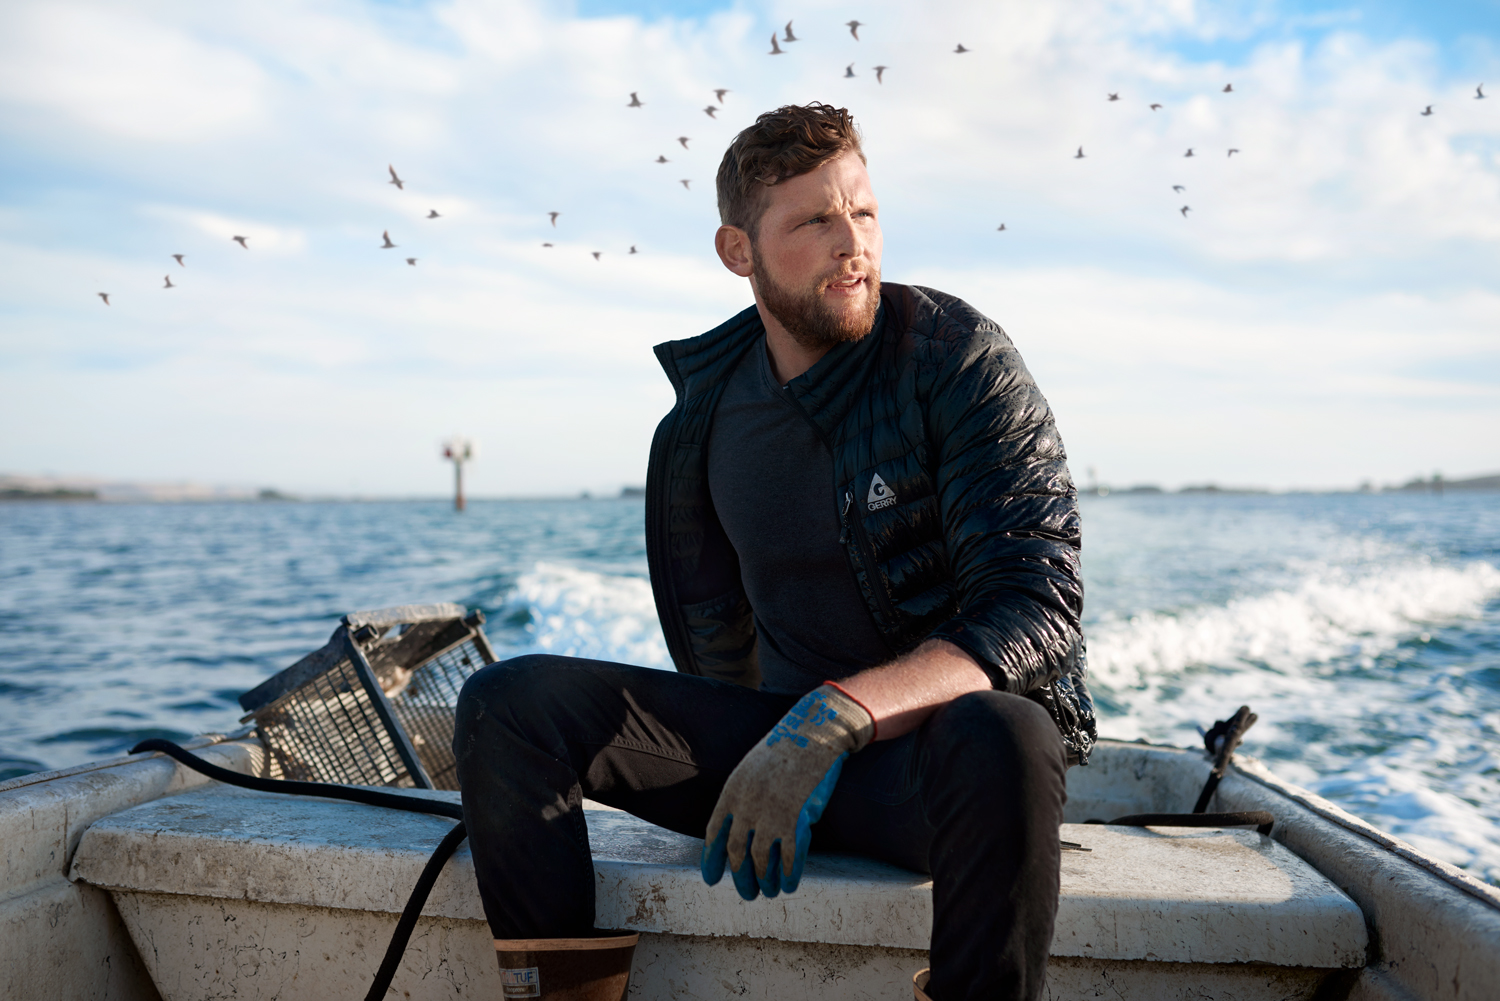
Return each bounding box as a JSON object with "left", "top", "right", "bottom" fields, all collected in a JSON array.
[{"left": 832, "top": 215, "right": 865, "bottom": 260}]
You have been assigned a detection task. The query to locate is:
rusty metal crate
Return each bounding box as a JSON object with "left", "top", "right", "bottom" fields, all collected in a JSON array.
[{"left": 238, "top": 603, "right": 496, "bottom": 790}]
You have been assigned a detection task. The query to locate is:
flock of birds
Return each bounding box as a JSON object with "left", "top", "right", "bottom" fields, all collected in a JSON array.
[
  {"left": 95, "top": 163, "right": 441, "bottom": 306},
  {"left": 93, "top": 16, "right": 1492, "bottom": 304}
]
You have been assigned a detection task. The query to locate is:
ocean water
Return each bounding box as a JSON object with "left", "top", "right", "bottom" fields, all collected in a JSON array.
[{"left": 1, "top": 492, "right": 1497, "bottom": 884}]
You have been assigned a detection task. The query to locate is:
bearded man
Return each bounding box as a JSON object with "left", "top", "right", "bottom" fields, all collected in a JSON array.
[{"left": 455, "top": 102, "right": 1094, "bottom": 1001}]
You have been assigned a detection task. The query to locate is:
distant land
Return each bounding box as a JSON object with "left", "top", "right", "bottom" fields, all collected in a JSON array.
[
  {"left": 1075, "top": 471, "right": 1499, "bottom": 497},
  {"left": 0, "top": 474, "right": 268, "bottom": 503},
  {"left": 3, "top": 473, "right": 1497, "bottom": 503}
]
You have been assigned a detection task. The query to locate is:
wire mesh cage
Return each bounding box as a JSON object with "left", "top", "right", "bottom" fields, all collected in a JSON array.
[{"left": 238, "top": 603, "right": 497, "bottom": 790}]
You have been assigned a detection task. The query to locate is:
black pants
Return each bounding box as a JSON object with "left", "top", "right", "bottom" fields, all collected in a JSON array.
[{"left": 453, "top": 655, "right": 1068, "bottom": 1001}]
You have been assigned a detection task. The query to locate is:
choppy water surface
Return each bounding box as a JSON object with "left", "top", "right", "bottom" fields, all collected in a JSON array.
[{"left": 2, "top": 493, "right": 1497, "bottom": 883}]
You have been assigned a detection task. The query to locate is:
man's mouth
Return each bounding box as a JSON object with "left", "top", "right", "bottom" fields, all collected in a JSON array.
[{"left": 824, "top": 273, "right": 866, "bottom": 296}]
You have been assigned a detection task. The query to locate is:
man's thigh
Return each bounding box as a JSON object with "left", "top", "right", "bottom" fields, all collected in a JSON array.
[
  {"left": 465, "top": 654, "right": 795, "bottom": 838},
  {"left": 813, "top": 691, "right": 1064, "bottom": 876},
  {"left": 813, "top": 726, "right": 934, "bottom": 873}
]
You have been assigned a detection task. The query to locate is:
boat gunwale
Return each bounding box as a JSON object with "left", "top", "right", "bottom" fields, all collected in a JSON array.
[{"left": 0, "top": 725, "right": 256, "bottom": 797}]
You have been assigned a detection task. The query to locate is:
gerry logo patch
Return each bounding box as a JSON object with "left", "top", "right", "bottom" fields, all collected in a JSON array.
[{"left": 867, "top": 473, "right": 897, "bottom": 511}]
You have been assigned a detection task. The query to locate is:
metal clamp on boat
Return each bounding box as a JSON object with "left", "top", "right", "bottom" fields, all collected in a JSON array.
[{"left": 1087, "top": 705, "right": 1275, "bottom": 836}]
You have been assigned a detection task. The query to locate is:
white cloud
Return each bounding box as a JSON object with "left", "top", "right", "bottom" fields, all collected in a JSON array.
[
  {"left": 0, "top": 0, "right": 1496, "bottom": 493},
  {"left": 0, "top": 2, "right": 267, "bottom": 142}
]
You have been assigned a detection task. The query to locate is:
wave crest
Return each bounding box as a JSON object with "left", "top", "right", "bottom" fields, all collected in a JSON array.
[{"left": 1089, "top": 560, "right": 1500, "bottom": 685}]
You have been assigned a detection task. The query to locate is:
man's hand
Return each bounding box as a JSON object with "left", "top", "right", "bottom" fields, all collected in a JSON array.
[{"left": 701, "top": 685, "right": 874, "bottom": 900}]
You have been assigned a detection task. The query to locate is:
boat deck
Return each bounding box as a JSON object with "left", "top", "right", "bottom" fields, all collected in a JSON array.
[{"left": 71, "top": 782, "right": 1365, "bottom": 1000}]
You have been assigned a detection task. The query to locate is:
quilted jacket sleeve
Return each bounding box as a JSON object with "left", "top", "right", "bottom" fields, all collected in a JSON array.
[{"left": 920, "top": 304, "right": 1084, "bottom": 696}]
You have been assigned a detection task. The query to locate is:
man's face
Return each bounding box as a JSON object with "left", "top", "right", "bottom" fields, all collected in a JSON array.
[{"left": 748, "top": 151, "right": 883, "bottom": 351}]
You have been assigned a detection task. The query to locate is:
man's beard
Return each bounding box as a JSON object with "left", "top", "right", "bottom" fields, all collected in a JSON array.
[{"left": 753, "top": 256, "right": 881, "bottom": 353}]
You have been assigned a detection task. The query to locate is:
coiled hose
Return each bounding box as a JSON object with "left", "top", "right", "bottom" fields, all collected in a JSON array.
[{"left": 130, "top": 738, "right": 464, "bottom": 1001}]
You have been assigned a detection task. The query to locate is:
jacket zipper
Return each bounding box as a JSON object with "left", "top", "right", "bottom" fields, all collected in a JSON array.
[
  {"left": 781, "top": 385, "right": 900, "bottom": 634},
  {"left": 839, "top": 488, "right": 899, "bottom": 622}
]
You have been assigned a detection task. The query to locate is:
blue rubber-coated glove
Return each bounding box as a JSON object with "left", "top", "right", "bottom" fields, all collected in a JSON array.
[{"left": 701, "top": 684, "right": 874, "bottom": 901}]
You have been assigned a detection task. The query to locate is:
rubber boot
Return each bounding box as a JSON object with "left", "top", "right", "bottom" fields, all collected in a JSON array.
[
  {"left": 913, "top": 967, "right": 933, "bottom": 1001},
  {"left": 494, "top": 933, "right": 639, "bottom": 1000}
]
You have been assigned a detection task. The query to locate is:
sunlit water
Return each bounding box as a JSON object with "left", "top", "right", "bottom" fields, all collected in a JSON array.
[{"left": 2, "top": 493, "right": 1497, "bottom": 884}]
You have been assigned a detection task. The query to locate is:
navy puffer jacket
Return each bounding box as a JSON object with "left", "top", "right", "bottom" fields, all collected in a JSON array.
[{"left": 645, "top": 282, "right": 1096, "bottom": 764}]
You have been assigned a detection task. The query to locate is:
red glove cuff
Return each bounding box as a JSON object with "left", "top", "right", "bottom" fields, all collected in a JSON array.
[{"left": 822, "top": 681, "right": 878, "bottom": 742}]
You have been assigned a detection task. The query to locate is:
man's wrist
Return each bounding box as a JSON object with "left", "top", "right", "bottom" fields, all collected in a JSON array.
[
  {"left": 770, "top": 684, "right": 874, "bottom": 755},
  {"left": 821, "top": 681, "right": 879, "bottom": 743}
]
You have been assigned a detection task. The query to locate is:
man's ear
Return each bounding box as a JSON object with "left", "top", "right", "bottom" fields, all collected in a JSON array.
[{"left": 715, "top": 225, "right": 754, "bottom": 278}]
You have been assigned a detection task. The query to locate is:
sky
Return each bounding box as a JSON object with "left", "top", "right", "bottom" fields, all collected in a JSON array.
[{"left": 1, "top": 0, "right": 1497, "bottom": 496}]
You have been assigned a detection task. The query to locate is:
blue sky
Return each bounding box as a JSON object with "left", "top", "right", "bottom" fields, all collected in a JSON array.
[{"left": 1, "top": 0, "right": 1497, "bottom": 495}]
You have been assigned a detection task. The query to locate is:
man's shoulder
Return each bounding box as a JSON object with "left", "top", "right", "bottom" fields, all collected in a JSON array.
[
  {"left": 883, "top": 282, "right": 1012, "bottom": 363},
  {"left": 653, "top": 303, "right": 764, "bottom": 395}
]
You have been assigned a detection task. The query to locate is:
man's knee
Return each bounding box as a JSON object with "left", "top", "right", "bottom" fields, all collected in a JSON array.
[
  {"left": 454, "top": 654, "right": 579, "bottom": 741},
  {"left": 926, "top": 690, "right": 1066, "bottom": 785}
]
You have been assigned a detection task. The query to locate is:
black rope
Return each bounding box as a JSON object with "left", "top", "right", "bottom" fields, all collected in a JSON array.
[
  {"left": 1092, "top": 811, "right": 1275, "bottom": 837},
  {"left": 129, "top": 739, "right": 467, "bottom": 1001},
  {"left": 1081, "top": 706, "right": 1276, "bottom": 838},
  {"left": 363, "top": 819, "right": 468, "bottom": 1001}
]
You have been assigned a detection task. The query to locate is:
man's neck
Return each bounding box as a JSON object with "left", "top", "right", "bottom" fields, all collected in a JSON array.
[{"left": 759, "top": 312, "right": 830, "bottom": 386}]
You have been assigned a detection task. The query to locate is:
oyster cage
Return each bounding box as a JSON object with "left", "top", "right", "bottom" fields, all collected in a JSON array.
[{"left": 238, "top": 603, "right": 496, "bottom": 790}]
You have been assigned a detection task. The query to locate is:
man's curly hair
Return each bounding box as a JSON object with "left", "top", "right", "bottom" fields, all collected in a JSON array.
[{"left": 716, "top": 103, "right": 865, "bottom": 239}]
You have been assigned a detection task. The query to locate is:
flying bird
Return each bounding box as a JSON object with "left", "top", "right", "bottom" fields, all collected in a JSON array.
[
  {"left": 1074, "top": 146, "right": 1085, "bottom": 159},
  {"left": 845, "top": 63, "right": 855, "bottom": 78},
  {"left": 1227, "top": 148, "right": 1240, "bottom": 157},
  {"left": 163, "top": 275, "right": 174, "bottom": 289},
  {"left": 1184, "top": 148, "right": 1195, "bottom": 157},
  {"left": 1108, "top": 92, "right": 1119, "bottom": 101},
  {"left": 655, "top": 155, "right": 670, "bottom": 163},
  {"left": 388, "top": 165, "right": 404, "bottom": 190},
  {"left": 680, "top": 179, "right": 692, "bottom": 189},
  {"left": 677, "top": 136, "right": 690, "bottom": 148},
  {"left": 629, "top": 245, "right": 638, "bottom": 254},
  {"left": 1173, "top": 185, "right": 1185, "bottom": 192},
  {"left": 232, "top": 235, "right": 248, "bottom": 248},
  {"left": 783, "top": 20, "right": 797, "bottom": 42},
  {"left": 996, "top": 224, "right": 1006, "bottom": 231},
  {"left": 704, "top": 105, "right": 718, "bottom": 118},
  {"left": 427, "top": 209, "right": 440, "bottom": 218},
  {"left": 548, "top": 212, "right": 560, "bottom": 226},
  {"left": 592, "top": 251, "right": 602, "bottom": 261},
  {"left": 846, "top": 20, "right": 862, "bottom": 40},
  {"left": 874, "top": 65, "right": 887, "bottom": 84},
  {"left": 1150, "top": 103, "right": 1162, "bottom": 110},
  {"left": 1180, "top": 205, "right": 1191, "bottom": 217},
  {"left": 98, "top": 293, "right": 109, "bottom": 305},
  {"left": 172, "top": 254, "right": 185, "bottom": 266},
  {"left": 1421, "top": 105, "right": 1434, "bottom": 116},
  {"left": 714, "top": 89, "right": 730, "bottom": 102},
  {"left": 542, "top": 242, "right": 553, "bottom": 247},
  {"left": 1222, "top": 83, "right": 1233, "bottom": 93},
  {"left": 628, "top": 92, "right": 643, "bottom": 107},
  {"left": 769, "top": 33, "right": 784, "bottom": 55},
  {"left": 1477, "top": 84, "right": 1486, "bottom": 99},
  {"left": 954, "top": 43, "right": 969, "bottom": 53},
  {"left": 381, "top": 230, "right": 396, "bottom": 248},
  {"left": 406, "top": 258, "right": 417, "bottom": 266}
]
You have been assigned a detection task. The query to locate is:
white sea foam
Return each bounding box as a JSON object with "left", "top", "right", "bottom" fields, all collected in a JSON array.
[
  {"left": 1089, "top": 560, "right": 1500, "bottom": 686},
  {"left": 1087, "top": 558, "right": 1500, "bottom": 884},
  {"left": 503, "top": 562, "right": 671, "bottom": 669}
]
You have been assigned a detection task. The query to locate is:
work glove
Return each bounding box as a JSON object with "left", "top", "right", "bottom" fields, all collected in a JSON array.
[{"left": 701, "top": 684, "right": 874, "bottom": 901}]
